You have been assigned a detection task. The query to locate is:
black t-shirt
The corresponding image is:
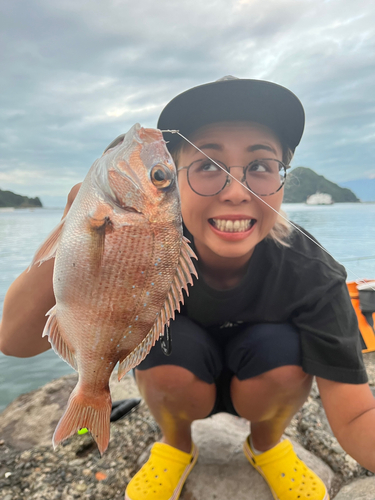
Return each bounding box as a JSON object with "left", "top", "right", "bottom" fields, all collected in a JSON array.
[{"left": 180, "top": 224, "right": 367, "bottom": 385}]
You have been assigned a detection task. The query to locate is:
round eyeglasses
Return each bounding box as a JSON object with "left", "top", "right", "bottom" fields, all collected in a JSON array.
[{"left": 177, "top": 158, "right": 289, "bottom": 197}]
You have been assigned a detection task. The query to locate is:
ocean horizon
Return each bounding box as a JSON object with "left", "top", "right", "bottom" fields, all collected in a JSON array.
[{"left": 1, "top": 203, "right": 375, "bottom": 412}]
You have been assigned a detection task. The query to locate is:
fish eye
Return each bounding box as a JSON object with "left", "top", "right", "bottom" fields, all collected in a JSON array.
[{"left": 150, "top": 164, "right": 173, "bottom": 189}]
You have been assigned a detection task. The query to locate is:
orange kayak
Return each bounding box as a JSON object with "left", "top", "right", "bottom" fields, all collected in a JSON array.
[{"left": 347, "top": 281, "right": 375, "bottom": 353}]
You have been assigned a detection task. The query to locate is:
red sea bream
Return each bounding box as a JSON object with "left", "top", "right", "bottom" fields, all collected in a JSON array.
[{"left": 30, "top": 124, "right": 197, "bottom": 454}]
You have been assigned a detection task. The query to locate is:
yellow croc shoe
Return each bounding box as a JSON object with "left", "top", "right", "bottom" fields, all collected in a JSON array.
[
  {"left": 125, "top": 442, "right": 198, "bottom": 500},
  {"left": 243, "top": 436, "right": 329, "bottom": 500}
]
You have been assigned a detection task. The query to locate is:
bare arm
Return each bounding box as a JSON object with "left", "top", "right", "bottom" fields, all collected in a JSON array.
[
  {"left": 0, "top": 184, "right": 82, "bottom": 357},
  {"left": 317, "top": 376, "right": 375, "bottom": 472}
]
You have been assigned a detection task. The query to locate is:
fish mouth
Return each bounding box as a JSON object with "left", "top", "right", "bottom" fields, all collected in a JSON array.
[
  {"left": 208, "top": 218, "right": 256, "bottom": 233},
  {"left": 138, "top": 127, "right": 164, "bottom": 144}
]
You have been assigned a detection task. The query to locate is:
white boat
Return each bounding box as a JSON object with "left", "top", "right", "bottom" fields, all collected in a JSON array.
[
  {"left": 306, "top": 192, "right": 334, "bottom": 205},
  {"left": 0, "top": 207, "right": 15, "bottom": 212}
]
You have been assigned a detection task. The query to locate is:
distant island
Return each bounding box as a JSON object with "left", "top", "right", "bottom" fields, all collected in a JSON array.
[
  {"left": 284, "top": 167, "right": 359, "bottom": 203},
  {"left": 0, "top": 188, "right": 43, "bottom": 208}
]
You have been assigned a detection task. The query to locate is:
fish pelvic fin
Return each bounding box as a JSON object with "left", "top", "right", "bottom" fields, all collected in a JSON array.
[
  {"left": 43, "top": 306, "right": 78, "bottom": 371},
  {"left": 29, "top": 217, "right": 66, "bottom": 269},
  {"left": 118, "top": 324, "right": 159, "bottom": 380},
  {"left": 117, "top": 237, "right": 197, "bottom": 380},
  {"left": 53, "top": 383, "right": 112, "bottom": 456}
]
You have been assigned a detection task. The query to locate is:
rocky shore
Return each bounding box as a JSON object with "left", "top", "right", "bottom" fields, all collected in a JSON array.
[{"left": 1, "top": 353, "right": 375, "bottom": 500}]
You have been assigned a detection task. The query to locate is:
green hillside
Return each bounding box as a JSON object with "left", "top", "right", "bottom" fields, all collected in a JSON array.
[
  {"left": 284, "top": 167, "right": 359, "bottom": 203},
  {"left": 0, "top": 188, "right": 43, "bottom": 208}
]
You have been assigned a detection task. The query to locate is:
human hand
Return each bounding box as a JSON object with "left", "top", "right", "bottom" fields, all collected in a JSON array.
[{"left": 62, "top": 183, "right": 82, "bottom": 218}]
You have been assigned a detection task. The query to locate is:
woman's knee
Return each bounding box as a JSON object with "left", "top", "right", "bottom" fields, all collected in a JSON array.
[
  {"left": 135, "top": 365, "right": 216, "bottom": 419},
  {"left": 233, "top": 365, "right": 312, "bottom": 397},
  {"left": 135, "top": 365, "right": 208, "bottom": 394},
  {"left": 251, "top": 365, "right": 312, "bottom": 392},
  {"left": 231, "top": 366, "right": 313, "bottom": 421}
]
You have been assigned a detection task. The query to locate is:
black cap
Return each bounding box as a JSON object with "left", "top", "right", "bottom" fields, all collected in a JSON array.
[{"left": 157, "top": 76, "right": 305, "bottom": 153}]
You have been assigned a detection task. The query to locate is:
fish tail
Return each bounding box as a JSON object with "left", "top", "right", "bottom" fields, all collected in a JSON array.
[{"left": 52, "top": 382, "right": 112, "bottom": 455}]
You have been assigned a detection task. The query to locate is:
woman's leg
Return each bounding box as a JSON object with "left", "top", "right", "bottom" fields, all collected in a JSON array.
[
  {"left": 126, "top": 364, "right": 212, "bottom": 500},
  {"left": 231, "top": 365, "right": 312, "bottom": 451},
  {"left": 135, "top": 366, "right": 216, "bottom": 453},
  {"left": 225, "top": 324, "right": 328, "bottom": 500},
  {"left": 225, "top": 322, "right": 311, "bottom": 450},
  {"left": 134, "top": 315, "right": 223, "bottom": 452}
]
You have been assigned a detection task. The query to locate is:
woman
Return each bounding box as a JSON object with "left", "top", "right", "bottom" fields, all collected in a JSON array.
[
  {"left": 126, "top": 77, "right": 372, "bottom": 500},
  {"left": 0, "top": 77, "right": 374, "bottom": 500}
]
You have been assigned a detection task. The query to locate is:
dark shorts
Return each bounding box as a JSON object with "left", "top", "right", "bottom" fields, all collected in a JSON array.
[{"left": 136, "top": 315, "right": 302, "bottom": 416}]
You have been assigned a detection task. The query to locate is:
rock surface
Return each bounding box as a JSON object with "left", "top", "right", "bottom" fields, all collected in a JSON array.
[
  {"left": 0, "top": 374, "right": 78, "bottom": 451},
  {"left": 0, "top": 372, "right": 140, "bottom": 452},
  {"left": 1, "top": 353, "right": 375, "bottom": 499},
  {"left": 0, "top": 374, "right": 160, "bottom": 500},
  {"left": 0, "top": 401, "right": 160, "bottom": 500},
  {"left": 182, "top": 414, "right": 335, "bottom": 500},
  {"left": 333, "top": 476, "right": 375, "bottom": 499}
]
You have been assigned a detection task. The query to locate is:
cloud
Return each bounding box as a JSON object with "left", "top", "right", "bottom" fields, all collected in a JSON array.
[{"left": 1, "top": 0, "right": 375, "bottom": 199}]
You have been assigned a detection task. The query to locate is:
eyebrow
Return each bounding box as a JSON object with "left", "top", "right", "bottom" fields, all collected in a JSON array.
[
  {"left": 248, "top": 144, "right": 278, "bottom": 155},
  {"left": 195, "top": 143, "right": 222, "bottom": 152},
  {"left": 193, "top": 142, "right": 278, "bottom": 156}
]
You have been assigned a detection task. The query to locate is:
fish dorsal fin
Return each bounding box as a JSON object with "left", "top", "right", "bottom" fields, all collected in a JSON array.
[
  {"left": 29, "top": 217, "right": 66, "bottom": 268},
  {"left": 43, "top": 305, "right": 78, "bottom": 371},
  {"left": 117, "top": 237, "right": 197, "bottom": 380}
]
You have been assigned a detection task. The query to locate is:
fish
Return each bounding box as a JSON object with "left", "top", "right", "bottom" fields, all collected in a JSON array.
[{"left": 30, "top": 124, "right": 197, "bottom": 455}]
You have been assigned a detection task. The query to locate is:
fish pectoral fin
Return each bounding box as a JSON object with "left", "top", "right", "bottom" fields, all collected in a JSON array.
[
  {"left": 88, "top": 205, "right": 114, "bottom": 230},
  {"left": 88, "top": 205, "right": 115, "bottom": 267},
  {"left": 43, "top": 306, "right": 78, "bottom": 371},
  {"left": 29, "top": 217, "right": 66, "bottom": 268}
]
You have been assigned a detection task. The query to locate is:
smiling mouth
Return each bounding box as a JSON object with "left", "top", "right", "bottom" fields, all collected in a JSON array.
[{"left": 209, "top": 218, "right": 256, "bottom": 233}]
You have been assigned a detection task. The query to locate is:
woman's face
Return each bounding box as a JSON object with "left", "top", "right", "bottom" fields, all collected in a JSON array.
[{"left": 177, "top": 121, "right": 284, "bottom": 265}]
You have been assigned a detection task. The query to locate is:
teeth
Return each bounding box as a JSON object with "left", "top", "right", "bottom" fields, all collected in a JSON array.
[
  {"left": 212, "top": 219, "right": 254, "bottom": 232},
  {"left": 225, "top": 220, "right": 233, "bottom": 232}
]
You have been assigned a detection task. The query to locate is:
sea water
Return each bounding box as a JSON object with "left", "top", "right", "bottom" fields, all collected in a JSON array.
[{"left": 1, "top": 204, "right": 375, "bottom": 412}]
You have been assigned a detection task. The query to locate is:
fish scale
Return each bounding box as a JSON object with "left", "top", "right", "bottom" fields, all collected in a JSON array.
[{"left": 30, "top": 123, "right": 197, "bottom": 455}]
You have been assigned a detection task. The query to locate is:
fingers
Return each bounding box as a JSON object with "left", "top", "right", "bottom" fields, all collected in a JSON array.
[{"left": 62, "top": 183, "right": 82, "bottom": 218}]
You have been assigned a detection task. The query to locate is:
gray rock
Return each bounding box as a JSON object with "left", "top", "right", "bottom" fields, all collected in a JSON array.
[
  {"left": 0, "top": 372, "right": 140, "bottom": 451},
  {"left": 286, "top": 380, "right": 367, "bottom": 483},
  {"left": 181, "top": 413, "right": 335, "bottom": 500},
  {"left": 334, "top": 476, "right": 375, "bottom": 499},
  {"left": 0, "top": 401, "right": 160, "bottom": 500},
  {"left": 0, "top": 374, "right": 78, "bottom": 451},
  {"left": 364, "top": 352, "right": 375, "bottom": 387},
  {"left": 3, "top": 357, "right": 375, "bottom": 499}
]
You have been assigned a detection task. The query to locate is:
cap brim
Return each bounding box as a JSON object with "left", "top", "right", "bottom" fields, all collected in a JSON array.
[{"left": 157, "top": 79, "right": 305, "bottom": 153}]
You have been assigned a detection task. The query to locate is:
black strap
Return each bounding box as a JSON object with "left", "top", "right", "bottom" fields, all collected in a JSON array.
[{"left": 160, "top": 324, "right": 172, "bottom": 356}]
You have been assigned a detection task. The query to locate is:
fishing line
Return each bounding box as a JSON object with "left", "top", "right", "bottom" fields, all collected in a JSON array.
[
  {"left": 162, "top": 129, "right": 375, "bottom": 292},
  {"left": 341, "top": 256, "right": 375, "bottom": 262}
]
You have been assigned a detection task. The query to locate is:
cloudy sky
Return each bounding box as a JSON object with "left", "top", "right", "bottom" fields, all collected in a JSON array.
[{"left": 1, "top": 0, "right": 375, "bottom": 206}]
